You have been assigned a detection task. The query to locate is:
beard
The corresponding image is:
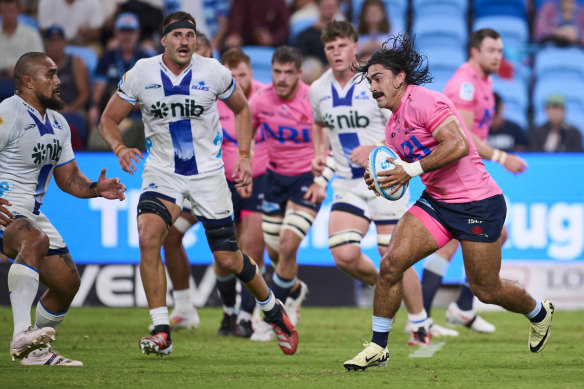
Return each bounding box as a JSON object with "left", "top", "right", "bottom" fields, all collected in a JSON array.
[{"left": 38, "top": 92, "right": 64, "bottom": 111}]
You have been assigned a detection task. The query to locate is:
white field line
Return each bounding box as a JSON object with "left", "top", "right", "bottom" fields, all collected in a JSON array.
[{"left": 409, "top": 341, "right": 445, "bottom": 358}]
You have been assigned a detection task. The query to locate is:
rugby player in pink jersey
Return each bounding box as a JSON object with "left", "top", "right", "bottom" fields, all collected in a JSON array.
[
  {"left": 344, "top": 34, "right": 553, "bottom": 371},
  {"left": 418, "top": 29, "right": 528, "bottom": 335},
  {"left": 249, "top": 46, "right": 326, "bottom": 341}
]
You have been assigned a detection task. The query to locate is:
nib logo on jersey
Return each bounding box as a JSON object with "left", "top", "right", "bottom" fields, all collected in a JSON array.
[
  {"left": 150, "top": 99, "right": 205, "bottom": 119},
  {"left": 322, "top": 111, "right": 370, "bottom": 130},
  {"left": 31, "top": 139, "right": 62, "bottom": 165}
]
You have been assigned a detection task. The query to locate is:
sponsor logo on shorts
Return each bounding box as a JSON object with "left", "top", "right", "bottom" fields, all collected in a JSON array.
[
  {"left": 471, "top": 226, "right": 488, "bottom": 238},
  {"left": 145, "top": 183, "right": 158, "bottom": 190},
  {"left": 215, "top": 210, "right": 230, "bottom": 215},
  {"left": 468, "top": 219, "right": 483, "bottom": 224},
  {"left": 262, "top": 201, "right": 280, "bottom": 213}
]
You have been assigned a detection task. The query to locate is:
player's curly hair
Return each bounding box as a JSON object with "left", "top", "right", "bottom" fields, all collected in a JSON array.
[{"left": 351, "top": 33, "right": 433, "bottom": 86}]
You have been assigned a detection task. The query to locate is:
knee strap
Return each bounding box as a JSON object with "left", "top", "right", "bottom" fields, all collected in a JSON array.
[
  {"left": 137, "top": 195, "right": 173, "bottom": 227},
  {"left": 328, "top": 229, "right": 363, "bottom": 249},
  {"left": 236, "top": 253, "right": 258, "bottom": 283},
  {"left": 262, "top": 214, "right": 283, "bottom": 251},
  {"left": 281, "top": 210, "right": 314, "bottom": 240},
  {"left": 204, "top": 222, "right": 238, "bottom": 252}
]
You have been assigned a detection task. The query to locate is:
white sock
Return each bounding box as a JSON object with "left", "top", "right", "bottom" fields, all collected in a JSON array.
[
  {"left": 35, "top": 300, "right": 66, "bottom": 331},
  {"left": 257, "top": 290, "right": 276, "bottom": 312},
  {"left": 424, "top": 254, "right": 449, "bottom": 276},
  {"left": 408, "top": 309, "right": 429, "bottom": 324},
  {"left": 172, "top": 289, "right": 193, "bottom": 313},
  {"left": 8, "top": 264, "right": 39, "bottom": 336},
  {"left": 149, "top": 306, "right": 169, "bottom": 327},
  {"left": 238, "top": 310, "right": 252, "bottom": 323}
]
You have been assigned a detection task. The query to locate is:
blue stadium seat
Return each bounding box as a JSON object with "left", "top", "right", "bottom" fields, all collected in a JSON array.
[
  {"left": 473, "top": 0, "right": 526, "bottom": 19},
  {"left": 65, "top": 46, "right": 98, "bottom": 79},
  {"left": 413, "top": 0, "right": 467, "bottom": 22},
  {"left": 422, "top": 47, "right": 465, "bottom": 92},
  {"left": 473, "top": 16, "right": 529, "bottom": 62},
  {"left": 241, "top": 46, "right": 275, "bottom": 85},
  {"left": 533, "top": 78, "right": 584, "bottom": 127},
  {"left": 289, "top": 17, "right": 317, "bottom": 45},
  {"left": 492, "top": 76, "right": 528, "bottom": 129},
  {"left": 413, "top": 16, "right": 467, "bottom": 53},
  {"left": 352, "top": 0, "right": 408, "bottom": 34},
  {"left": 534, "top": 47, "right": 584, "bottom": 84}
]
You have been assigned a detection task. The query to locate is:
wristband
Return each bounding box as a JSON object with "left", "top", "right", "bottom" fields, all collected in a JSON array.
[
  {"left": 238, "top": 150, "right": 251, "bottom": 159},
  {"left": 393, "top": 159, "right": 424, "bottom": 177},
  {"left": 89, "top": 182, "right": 101, "bottom": 197},
  {"left": 114, "top": 144, "right": 127, "bottom": 156}
]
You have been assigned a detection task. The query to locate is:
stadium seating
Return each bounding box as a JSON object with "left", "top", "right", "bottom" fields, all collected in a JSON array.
[
  {"left": 534, "top": 47, "right": 584, "bottom": 84},
  {"left": 492, "top": 76, "right": 529, "bottom": 129},
  {"left": 422, "top": 47, "right": 465, "bottom": 92},
  {"left": 241, "top": 46, "right": 275, "bottom": 85},
  {"left": 351, "top": 0, "right": 408, "bottom": 34},
  {"left": 533, "top": 78, "right": 584, "bottom": 128},
  {"left": 473, "top": 0, "right": 526, "bottom": 19},
  {"left": 412, "top": 0, "right": 468, "bottom": 22},
  {"left": 65, "top": 45, "right": 98, "bottom": 81},
  {"left": 289, "top": 16, "right": 317, "bottom": 45},
  {"left": 413, "top": 15, "right": 468, "bottom": 53}
]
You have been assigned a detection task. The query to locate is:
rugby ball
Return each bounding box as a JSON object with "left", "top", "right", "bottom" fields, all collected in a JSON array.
[{"left": 367, "top": 146, "right": 407, "bottom": 201}]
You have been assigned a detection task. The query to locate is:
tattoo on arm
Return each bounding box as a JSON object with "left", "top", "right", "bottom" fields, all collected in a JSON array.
[
  {"left": 59, "top": 253, "right": 78, "bottom": 275},
  {"left": 68, "top": 175, "right": 92, "bottom": 197}
]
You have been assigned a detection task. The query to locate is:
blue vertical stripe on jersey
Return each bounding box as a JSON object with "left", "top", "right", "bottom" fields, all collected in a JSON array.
[
  {"left": 169, "top": 120, "right": 198, "bottom": 175},
  {"left": 161, "top": 69, "right": 192, "bottom": 96},
  {"left": 27, "top": 111, "right": 54, "bottom": 136},
  {"left": 331, "top": 83, "right": 355, "bottom": 107},
  {"left": 33, "top": 164, "right": 54, "bottom": 214},
  {"left": 338, "top": 132, "right": 365, "bottom": 178}
]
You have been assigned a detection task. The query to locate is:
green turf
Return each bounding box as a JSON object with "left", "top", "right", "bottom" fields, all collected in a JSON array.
[{"left": 0, "top": 307, "right": 582, "bottom": 388}]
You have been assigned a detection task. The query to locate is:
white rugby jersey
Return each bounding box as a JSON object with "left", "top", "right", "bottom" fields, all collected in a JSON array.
[
  {"left": 0, "top": 95, "right": 75, "bottom": 214},
  {"left": 310, "top": 69, "right": 390, "bottom": 179},
  {"left": 118, "top": 54, "right": 236, "bottom": 176}
]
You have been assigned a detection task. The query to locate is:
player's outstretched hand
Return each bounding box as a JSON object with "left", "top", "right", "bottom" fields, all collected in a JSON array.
[
  {"left": 117, "top": 147, "right": 143, "bottom": 175},
  {"left": 96, "top": 168, "right": 126, "bottom": 201},
  {"left": 350, "top": 145, "right": 376, "bottom": 168},
  {"left": 503, "top": 154, "right": 528, "bottom": 175},
  {"left": 311, "top": 155, "right": 326, "bottom": 177},
  {"left": 233, "top": 157, "right": 252, "bottom": 189},
  {"left": 303, "top": 182, "right": 326, "bottom": 205},
  {"left": 0, "top": 198, "right": 14, "bottom": 226}
]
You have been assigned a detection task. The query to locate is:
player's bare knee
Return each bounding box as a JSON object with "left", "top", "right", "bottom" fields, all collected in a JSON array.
[
  {"left": 470, "top": 284, "right": 497, "bottom": 304},
  {"left": 379, "top": 255, "right": 404, "bottom": 284}
]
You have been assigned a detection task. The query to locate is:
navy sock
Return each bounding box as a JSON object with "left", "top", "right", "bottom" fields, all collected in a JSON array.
[
  {"left": 289, "top": 283, "right": 301, "bottom": 299},
  {"left": 529, "top": 305, "right": 548, "bottom": 323},
  {"left": 216, "top": 275, "right": 237, "bottom": 307},
  {"left": 239, "top": 283, "right": 256, "bottom": 314},
  {"left": 271, "top": 273, "right": 294, "bottom": 303},
  {"left": 456, "top": 283, "right": 475, "bottom": 311},
  {"left": 421, "top": 269, "right": 443, "bottom": 316},
  {"left": 371, "top": 331, "right": 389, "bottom": 349}
]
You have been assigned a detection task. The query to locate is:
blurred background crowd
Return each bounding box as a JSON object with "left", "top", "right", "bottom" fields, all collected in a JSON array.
[{"left": 1, "top": 0, "right": 583, "bottom": 153}]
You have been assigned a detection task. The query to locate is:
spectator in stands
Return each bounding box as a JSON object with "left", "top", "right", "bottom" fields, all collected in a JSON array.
[
  {"left": 530, "top": 94, "right": 583, "bottom": 152},
  {"left": 224, "top": 0, "right": 289, "bottom": 49},
  {"left": 0, "top": 0, "right": 43, "bottom": 80},
  {"left": 357, "top": 0, "right": 391, "bottom": 55},
  {"left": 487, "top": 93, "right": 529, "bottom": 152},
  {"left": 87, "top": 13, "right": 149, "bottom": 151},
  {"left": 38, "top": 0, "right": 105, "bottom": 46},
  {"left": 534, "top": 0, "right": 584, "bottom": 47},
  {"left": 167, "top": 0, "right": 230, "bottom": 52},
  {"left": 44, "top": 25, "right": 89, "bottom": 149},
  {"left": 295, "top": 0, "right": 342, "bottom": 66},
  {"left": 118, "top": 0, "right": 164, "bottom": 55},
  {"left": 195, "top": 30, "right": 212, "bottom": 58}
]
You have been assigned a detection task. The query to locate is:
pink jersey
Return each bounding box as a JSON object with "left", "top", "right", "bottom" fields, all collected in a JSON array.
[
  {"left": 219, "top": 80, "right": 267, "bottom": 181},
  {"left": 443, "top": 63, "right": 495, "bottom": 141},
  {"left": 250, "top": 81, "right": 314, "bottom": 176},
  {"left": 385, "top": 84, "right": 501, "bottom": 203}
]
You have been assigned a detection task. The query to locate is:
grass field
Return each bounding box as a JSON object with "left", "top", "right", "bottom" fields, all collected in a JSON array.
[{"left": 0, "top": 306, "right": 582, "bottom": 388}]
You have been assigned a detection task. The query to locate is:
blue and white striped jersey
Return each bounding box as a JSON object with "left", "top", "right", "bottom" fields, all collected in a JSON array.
[
  {"left": 0, "top": 95, "right": 75, "bottom": 214},
  {"left": 118, "top": 54, "right": 236, "bottom": 176}
]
